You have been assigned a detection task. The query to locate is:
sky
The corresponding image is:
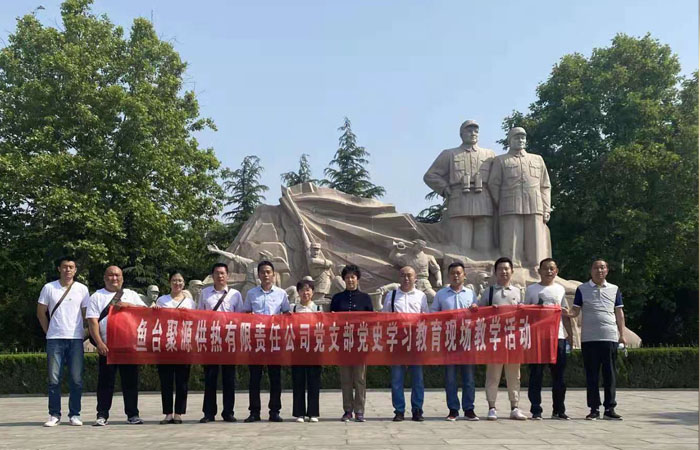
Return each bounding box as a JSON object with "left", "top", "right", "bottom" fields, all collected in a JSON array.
[{"left": 1, "top": 0, "right": 698, "bottom": 215}]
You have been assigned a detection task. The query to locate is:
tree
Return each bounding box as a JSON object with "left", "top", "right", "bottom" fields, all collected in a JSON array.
[
  {"left": 323, "top": 117, "right": 385, "bottom": 198},
  {"left": 281, "top": 153, "right": 316, "bottom": 187},
  {"left": 416, "top": 191, "right": 445, "bottom": 223},
  {"left": 0, "top": 0, "right": 223, "bottom": 349},
  {"left": 222, "top": 155, "right": 268, "bottom": 237},
  {"left": 502, "top": 34, "right": 698, "bottom": 345}
]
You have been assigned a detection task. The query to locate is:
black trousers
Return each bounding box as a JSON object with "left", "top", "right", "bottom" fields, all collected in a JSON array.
[
  {"left": 582, "top": 341, "right": 618, "bottom": 411},
  {"left": 96, "top": 355, "right": 139, "bottom": 420},
  {"left": 291, "top": 365, "right": 321, "bottom": 418},
  {"left": 248, "top": 365, "right": 282, "bottom": 415},
  {"left": 202, "top": 365, "right": 236, "bottom": 419},
  {"left": 158, "top": 364, "right": 191, "bottom": 415},
  {"left": 528, "top": 338, "right": 567, "bottom": 415}
]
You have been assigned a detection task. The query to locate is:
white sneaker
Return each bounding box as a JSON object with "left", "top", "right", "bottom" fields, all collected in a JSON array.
[
  {"left": 487, "top": 408, "right": 497, "bottom": 421},
  {"left": 309, "top": 417, "right": 319, "bottom": 423},
  {"left": 93, "top": 417, "right": 108, "bottom": 427},
  {"left": 43, "top": 416, "right": 60, "bottom": 427},
  {"left": 69, "top": 416, "right": 83, "bottom": 426},
  {"left": 295, "top": 416, "right": 305, "bottom": 423},
  {"left": 510, "top": 408, "right": 527, "bottom": 420}
]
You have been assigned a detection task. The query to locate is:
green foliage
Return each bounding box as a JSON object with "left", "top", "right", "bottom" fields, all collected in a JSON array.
[
  {"left": 0, "top": 0, "right": 223, "bottom": 350},
  {"left": 502, "top": 34, "right": 699, "bottom": 345},
  {"left": 323, "top": 117, "right": 385, "bottom": 199},
  {"left": 1, "top": 347, "right": 697, "bottom": 394},
  {"left": 221, "top": 155, "right": 268, "bottom": 238},
  {"left": 281, "top": 153, "right": 316, "bottom": 187},
  {"left": 416, "top": 190, "right": 445, "bottom": 223}
]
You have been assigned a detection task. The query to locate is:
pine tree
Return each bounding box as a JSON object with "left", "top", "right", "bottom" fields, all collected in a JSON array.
[
  {"left": 222, "top": 155, "right": 268, "bottom": 234},
  {"left": 323, "top": 117, "right": 385, "bottom": 198},
  {"left": 416, "top": 191, "right": 446, "bottom": 223},
  {"left": 281, "top": 153, "right": 316, "bottom": 187}
]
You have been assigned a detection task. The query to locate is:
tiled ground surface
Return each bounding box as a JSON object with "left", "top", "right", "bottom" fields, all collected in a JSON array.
[{"left": 0, "top": 389, "right": 696, "bottom": 449}]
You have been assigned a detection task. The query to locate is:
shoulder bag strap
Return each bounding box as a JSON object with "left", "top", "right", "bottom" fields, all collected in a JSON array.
[
  {"left": 488, "top": 286, "right": 494, "bottom": 307},
  {"left": 48, "top": 281, "right": 75, "bottom": 320},
  {"left": 391, "top": 289, "right": 397, "bottom": 312},
  {"left": 98, "top": 288, "right": 124, "bottom": 323},
  {"left": 212, "top": 290, "right": 228, "bottom": 312}
]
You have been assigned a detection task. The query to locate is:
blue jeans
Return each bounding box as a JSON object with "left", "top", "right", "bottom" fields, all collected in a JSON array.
[
  {"left": 47, "top": 339, "right": 84, "bottom": 418},
  {"left": 445, "top": 364, "right": 475, "bottom": 412},
  {"left": 390, "top": 365, "right": 424, "bottom": 414}
]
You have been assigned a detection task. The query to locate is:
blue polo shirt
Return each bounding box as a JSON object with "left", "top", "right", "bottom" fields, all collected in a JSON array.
[
  {"left": 242, "top": 285, "right": 290, "bottom": 315},
  {"left": 430, "top": 285, "right": 477, "bottom": 311}
]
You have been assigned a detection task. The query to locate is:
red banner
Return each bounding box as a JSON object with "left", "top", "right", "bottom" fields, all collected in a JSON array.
[{"left": 106, "top": 305, "right": 561, "bottom": 365}]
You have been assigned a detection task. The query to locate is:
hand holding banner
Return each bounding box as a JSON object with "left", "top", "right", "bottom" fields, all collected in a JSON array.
[{"left": 107, "top": 305, "right": 561, "bottom": 366}]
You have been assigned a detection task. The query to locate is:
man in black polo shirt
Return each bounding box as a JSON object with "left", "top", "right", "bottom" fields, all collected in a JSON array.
[{"left": 330, "top": 264, "right": 373, "bottom": 422}]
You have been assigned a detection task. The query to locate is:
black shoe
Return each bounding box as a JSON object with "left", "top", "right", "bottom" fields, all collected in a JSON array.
[
  {"left": 411, "top": 412, "right": 424, "bottom": 422},
  {"left": 585, "top": 410, "right": 600, "bottom": 420},
  {"left": 551, "top": 412, "right": 570, "bottom": 420},
  {"left": 159, "top": 418, "right": 175, "bottom": 424},
  {"left": 244, "top": 414, "right": 261, "bottom": 423},
  {"left": 269, "top": 413, "right": 283, "bottom": 422},
  {"left": 222, "top": 415, "right": 237, "bottom": 423},
  {"left": 463, "top": 409, "right": 479, "bottom": 421},
  {"left": 199, "top": 416, "right": 215, "bottom": 423},
  {"left": 604, "top": 409, "right": 622, "bottom": 420},
  {"left": 531, "top": 413, "right": 542, "bottom": 420},
  {"left": 392, "top": 412, "right": 405, "bottom": 422},
  {"left": 446, "top": 409, "right": 459, "bottom": 421}
]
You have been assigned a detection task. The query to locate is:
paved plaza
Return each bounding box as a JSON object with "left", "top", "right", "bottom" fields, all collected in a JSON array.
[{"left": 0, "top": 389, "right": 696, "bottom": 449}]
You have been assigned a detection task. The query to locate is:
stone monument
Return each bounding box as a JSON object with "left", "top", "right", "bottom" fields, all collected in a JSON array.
[{"left": 207, "top": 122, "right": 640, "bottom": 347}]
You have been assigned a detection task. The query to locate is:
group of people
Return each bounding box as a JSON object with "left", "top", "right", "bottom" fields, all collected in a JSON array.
[{"left": 37, "top": 254, "right": 626, "bottom": 427}]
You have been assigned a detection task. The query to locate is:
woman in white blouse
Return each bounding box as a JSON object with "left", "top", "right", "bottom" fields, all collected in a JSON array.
[
  {"left": 291, "top": 279, "right": 323, "bottom": 423},
  {"left": 155, "top": 271, "right": 195, "bottom": 424}
]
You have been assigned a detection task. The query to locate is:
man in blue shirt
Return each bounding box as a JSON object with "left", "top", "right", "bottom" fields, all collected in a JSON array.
[
  {"left": 430, "top": 261, "right": 479, "bottom": 421},
  {"left": 242, "top": 260, "right": 291, "bottom": 423}
]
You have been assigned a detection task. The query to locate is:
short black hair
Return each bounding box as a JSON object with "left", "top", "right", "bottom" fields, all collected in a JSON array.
[
  {"left": 341, "top": 264, "right": 361, "bottom": 279},
  {"left": 296, "top": 279, "right": 315, "bottom": 291},
  {"left": 590, "top": 259, "right": 608, "bottom": 268},
  {"left": 493, "top": 257, "right": 513, "bottom": 272},
  {"left": 56, "top": 255, "right": 77, "bottom": 267},
  {"left": 538, "top": 258, "right": 557, "bottom": 269},
  {"left": 257, "top": 260, "right": 275, "bottom": 273},
  {"left": 169, "top": 270, "right": 186, "bottom": 281},
  {"left": 447, "top": 261, "right": 465, "bottom": 273},
  {"left": 211, "top": 262, "right": 229, "bottom": 274}
]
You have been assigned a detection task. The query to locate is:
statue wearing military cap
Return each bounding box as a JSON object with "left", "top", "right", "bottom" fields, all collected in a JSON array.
[
  {"left": 423, "top": 120, "right": 496, "bottom": 254},
  {"left": 487, "top": 127, "right": 552, "bottom": 267}
]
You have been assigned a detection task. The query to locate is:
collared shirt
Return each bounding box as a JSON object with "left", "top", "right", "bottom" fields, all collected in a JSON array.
[
  {"left": 38, "top": 280, "right": 90, "bottom": 340},
  {"left": 330, "top": 289, "right": 373, "bottom": 312},
  {"left": 156, "top": 294, "right": 196, "bottom": 310},
  {"left": 198, "top": 286, "right": 243, "bottom": 313},
  {"left": 292, "top": 300, "right": 321, "bottom": 313},
  {"left": 430, "top": 285, "right": 477, "bottom": 311},
  {"left": 574, "top": 280, "right": 623, "bottom": 343},
  {"left": 243, "top": 285, "right": 290, "bottom": 315},
  {"left": 525, "top": 282, "right": 567, "bottom": 339},
  {"left": 86, "top": 288, "right": 146, "bottom": 344},
  {"left": 382, "top": 288, "right": 429, "bottom": 313},
  {"left": 479, "top": 284, "right": 522, "bottom": 306}
]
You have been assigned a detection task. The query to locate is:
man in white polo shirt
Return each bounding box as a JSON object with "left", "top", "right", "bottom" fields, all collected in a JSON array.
[
  {"left": 479, "top": 256, "right": 527, "bottom": 421},
  {"left": 525, "top": 258, "right": 574, "bottom": 420},
  {"left": 36, "top": 256, "right": 91, "bottom": 427},
  {"left": 570, "top": 259, "right": 625, "bottom": 421},
  {"left": 198, "top": 262, "right": 243, "bottom": 423},
  {"left": 86, "top": 265, "right": 147, "bottom": 426},
  {"left": 383, "top": 266, "right": 429, "bottom": 422},
  {"left": 242, "top": 260, "right": 291, "bottom": 423}
]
